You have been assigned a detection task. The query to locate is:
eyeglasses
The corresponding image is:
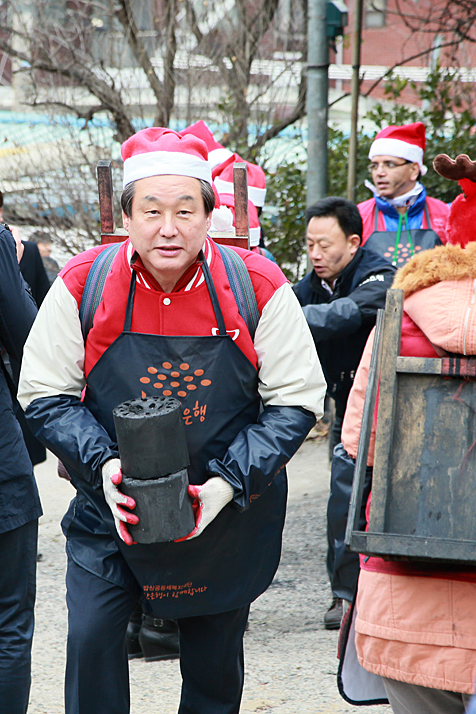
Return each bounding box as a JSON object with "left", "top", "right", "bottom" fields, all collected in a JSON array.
[{"left": 367, "top": 160, "right": 412, "bottom": 173}]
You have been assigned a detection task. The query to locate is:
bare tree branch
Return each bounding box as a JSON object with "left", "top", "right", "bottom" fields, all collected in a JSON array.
[
  {"left": 185, "top": 0, "right": 204, "bottom": 47},
  {"left": 248, "top": 71, "right": 307, "bottom": 156},
  {"left": 393, "top": 0, "right": 476, "bottom": 42},
  {"left": 0, "top": 34, "right": 136, "bottom": 141},
  {"left": 328, "top": 92, "right": 350, "bottom": 107},
  {"left": 28, "top": 98, "right": 109, "bottom": 127},
  {"left": 247, "top": 0, "right": 281, "bottom": 64},
  {"left": 114, "top": 0, "right": 170, "bottom": 125},
  {"left": 362, "top": 40, "right": 462, "bottom": 97}
]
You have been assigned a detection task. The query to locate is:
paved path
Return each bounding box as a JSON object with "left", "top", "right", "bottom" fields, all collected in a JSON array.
[{"left": 30, "top": 439, "right": 390, "bottom": 713}]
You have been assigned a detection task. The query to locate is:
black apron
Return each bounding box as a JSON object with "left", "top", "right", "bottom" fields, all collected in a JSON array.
[
  {"left": 365, "top": 203, "right": 442, "bottom": 267},
  {"left": 63, "top": 258, "right": 287, "bottom": 618}
]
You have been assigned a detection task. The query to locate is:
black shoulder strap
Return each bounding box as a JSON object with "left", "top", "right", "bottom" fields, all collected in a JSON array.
[
  {"left": 79, "top": 243, "right": 123, "bottom": 340},
  {"left": 216, "top": 244, "right": 261, "bottom": 340}
]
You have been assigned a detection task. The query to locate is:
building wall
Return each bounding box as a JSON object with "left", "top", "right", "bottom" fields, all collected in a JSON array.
[{"left": 339, "top": 0, "right": 476, "bottom": 106}]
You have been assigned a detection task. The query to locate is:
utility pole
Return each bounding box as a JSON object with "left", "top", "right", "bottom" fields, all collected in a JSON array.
[
  {"left": 347, "top": 0, "right": 364, "bottom": 202},
  {"left": 306, "top": 1, "right": 348, "bottom": 208},
  {"left": 306, "top": 0, "right": 329, "bottom": 208}
]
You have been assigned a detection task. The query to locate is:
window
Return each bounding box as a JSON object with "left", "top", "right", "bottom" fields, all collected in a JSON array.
[{"left": 365, "top": 0, "right": 386, "bottom": 28}]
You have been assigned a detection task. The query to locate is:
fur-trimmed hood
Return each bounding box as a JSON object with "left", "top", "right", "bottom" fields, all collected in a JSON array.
[
  {"left": 393, "top": 242, "right": 476, "bottom": 298},
  {"left": 397, "top": 243, "right": 476, "bottom": 356}
]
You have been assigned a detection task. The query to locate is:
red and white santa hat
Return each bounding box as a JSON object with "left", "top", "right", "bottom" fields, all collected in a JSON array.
[
  {"left": 218, "top": 193, "right": 261, "bottom": 247},
  {"left": 368, "top": 122, "right": 427, "bottom": 176},
  {"left": 179, "top": 121, "right": 233, "bottom": 171},
  {"left": 213, "top": 153, "right": 267, "bottom": 207},
  {"left": 121, "top": 127, "right": 212, "bottom": 188}
]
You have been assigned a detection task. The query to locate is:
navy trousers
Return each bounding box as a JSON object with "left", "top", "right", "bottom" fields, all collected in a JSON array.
[
  {"left": 65, "top": 558, "right": 250, "bottom": 714},
  {"left": 326, "top": 444, "right": 372, "bottom": 601},
  {"left": 0, "top": 519, "right": 38, "bottom": 714}
]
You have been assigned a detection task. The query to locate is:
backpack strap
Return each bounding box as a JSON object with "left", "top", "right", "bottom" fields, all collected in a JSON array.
[
  {"left": 257, "top": 246, "right": 277, "bottom": 264},
  {"left": 216, "top": 243, "right": 260, "bottom": 340},
  {"left": 79, "top": 242, "right": 123, "bottom": 340}
]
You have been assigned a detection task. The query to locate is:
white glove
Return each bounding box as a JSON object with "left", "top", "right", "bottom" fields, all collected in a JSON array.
[
  {"left": 178, "top": 477, "right": 234, "bottom": 541},
  {"left": 101, "top": 458, "right": 139, "bottom": 546}
]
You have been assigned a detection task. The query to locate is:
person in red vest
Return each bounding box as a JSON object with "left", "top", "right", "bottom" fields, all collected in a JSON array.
[{"left": 358, "top": 122, "right": 449, "bottom": 267}]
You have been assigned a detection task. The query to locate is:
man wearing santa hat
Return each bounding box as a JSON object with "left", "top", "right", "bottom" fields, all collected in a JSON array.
[
  {"left": 17, "top": 127, "right": 326, "bottom": 714},
  {"left": 358, "top": 122, "right": 449, "bottom": 266}
]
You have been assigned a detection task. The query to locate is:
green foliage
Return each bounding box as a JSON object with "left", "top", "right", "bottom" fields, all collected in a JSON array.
[
  {"left": 328, "top": 126, "right": 372, "bottom": 204},
  {"left": 261, "top": 129, "right": 372, "bottom": 282},
  {"left": 366, "top": 66, "right": 476, "bottom": 203},
  {"left": 262, "top": 66, "right": 476, "bottom": 280},
  {"left": 261, "top": 155, "right": 307, "bottom": 282}
]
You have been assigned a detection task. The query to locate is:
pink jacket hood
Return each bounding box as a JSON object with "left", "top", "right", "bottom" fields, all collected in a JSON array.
[{"left": 393, "top": 242, "right": 476, "bottom": 356}]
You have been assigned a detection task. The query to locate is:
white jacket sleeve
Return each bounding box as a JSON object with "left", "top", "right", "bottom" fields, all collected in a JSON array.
[
  {"left": 254, "top": 282, "right": 326, "bottom": 419},
  {"left": 18, "top": 276, "right": 86, "bottom": 410}
]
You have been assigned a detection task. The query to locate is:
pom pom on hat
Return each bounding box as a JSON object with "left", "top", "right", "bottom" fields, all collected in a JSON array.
[
  {"left": 121, "top": 127, "right": 212, "bottom": 188},
  {"left": 213, "top": 153, "right": 267, "bottom": 207},
  {"left": 369, "top": 122, "right": 427, "bottom": 176},
  {"left": 210, "top": 205, "right": 234, "bottom": 232},
  {"left": 217, "top": 192, "right": 261, "bottom": 246},
  {"left": 209, "top": 184, "right": 236, "bottom": 231},
  {"left": 180, "top": 121, "right": 233, "bottom": 170}
]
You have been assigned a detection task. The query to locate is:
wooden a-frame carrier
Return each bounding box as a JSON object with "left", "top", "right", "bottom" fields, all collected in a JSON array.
[{"left": 346, "top": 288, "right": 476, "bottom": 566}]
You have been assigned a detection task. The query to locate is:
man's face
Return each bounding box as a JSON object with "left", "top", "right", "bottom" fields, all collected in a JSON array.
[
  {"left": 369, "top": 155, "right": 420, "bottom": 199},
  {"left": 306, "top": 215, "right": 360, "bottom": 286},
  {"left": 37, "top": 242, "right": 52, "bottom": 258},
  {"left": 123, "top": 175, "right": 211, "bottom": 291}
]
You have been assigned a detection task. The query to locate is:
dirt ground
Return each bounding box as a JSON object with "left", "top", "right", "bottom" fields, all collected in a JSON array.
[{"left": 30, "top": 438, "right": 390, "bottom": 714}]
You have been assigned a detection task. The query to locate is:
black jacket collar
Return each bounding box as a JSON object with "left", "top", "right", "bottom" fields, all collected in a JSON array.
[{"left": 309, "top": 248, "right": 364, "bottom": 298}]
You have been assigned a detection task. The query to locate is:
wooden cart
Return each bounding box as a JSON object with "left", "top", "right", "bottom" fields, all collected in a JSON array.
[{"left": 346, "top": 288, "right": 476, "bottom": 565}]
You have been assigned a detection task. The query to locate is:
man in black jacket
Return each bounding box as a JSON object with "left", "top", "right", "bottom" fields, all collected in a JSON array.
[
  {"left": 0, "top": 223, "right": 42, "bottom": 714},
  {"left": 0, "top": 192, "right": 48, "bottom": 467},
  {"left": 294, "top": 197, "right": 395, "bottom": 628},
  {"left": 0, "top": 190, "right": 50, "bottom": 307}
]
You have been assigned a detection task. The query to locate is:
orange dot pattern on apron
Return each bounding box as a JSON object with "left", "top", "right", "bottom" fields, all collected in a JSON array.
[
  {"left": 384, "top": 243, "right": 424, "bottom": 265},
  {"left": 139, "top": 362, "right": 213, "bottom": 401}
]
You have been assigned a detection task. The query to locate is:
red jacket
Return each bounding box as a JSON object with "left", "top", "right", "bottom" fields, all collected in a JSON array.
[{"left": 358, "top": 195, "right": 449, "bottom": 244}]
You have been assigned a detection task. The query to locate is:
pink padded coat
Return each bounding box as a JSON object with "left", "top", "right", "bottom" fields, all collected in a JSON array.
[{"left": 342, "top": 243, "right": 476, "bottom": 694}]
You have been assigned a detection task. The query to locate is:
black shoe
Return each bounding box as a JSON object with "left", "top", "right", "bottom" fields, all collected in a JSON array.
[
  {"left": 126, "top": 603, "right": 144, "bottom": 660},
  {"left": 139, "top": 615, "right": 180, "bottom": 662},
  {"left": 324, "top": 597, "right": 343, "bottom": 630}
]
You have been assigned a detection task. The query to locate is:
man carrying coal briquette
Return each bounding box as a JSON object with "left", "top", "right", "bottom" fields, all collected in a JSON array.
[{"left": 18, "top": 127, "right": 326, "bottom": 714}]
